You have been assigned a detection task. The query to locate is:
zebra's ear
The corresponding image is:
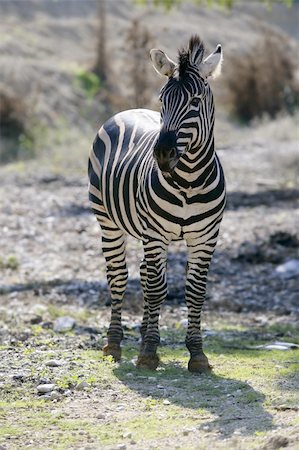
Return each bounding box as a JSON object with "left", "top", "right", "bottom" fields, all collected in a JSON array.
[
  {"left": 199, "top": 44, "right": 223, "bottom": 79},
  {"left": 150, "top": 49, "right": 176, "bottom": 77}
]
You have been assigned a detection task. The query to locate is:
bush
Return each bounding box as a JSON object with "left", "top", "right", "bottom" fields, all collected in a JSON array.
[
  {"left": 0, "top": 89, "right": 41, "bottom": 163},
  {"left": 227, "top": 28, "right": 299, "bottom": 122},
  {"left": 0, "top": 90, "right": 27, "bottom": 140},
  {"left": 75, "top": 69, "right": 101, "bottom": 100}
]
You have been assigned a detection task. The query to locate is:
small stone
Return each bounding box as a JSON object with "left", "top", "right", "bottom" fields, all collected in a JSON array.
[
  {"left": 123, "top": 431, "right": 132, "bottom": 439},
  {"left": 157, "top": 385, "right": 164, "bottom": 389},
  {"left": 53, "top": 317, "right": 76, "bottom": 333},
  {"left": 183, "top": 430, "right": 190, "bottom": 436},
  {"left": 45, "top": 359, "right": 64, "bottom": 367},
  {"left": 12, "top": 373, "right": 26, "bottom": 381},
  {"left": 30, "top": 315, "right": 43, "bottom": 325},
  {"left": 163, "top": 400, "right": 171, "bottom": 405},
  {"left": 275, "top": 259, "right": 299, "bottom": 279},
  {"left": 96, "top": 414, "right": 105, "bottom": 419},
  {"left": 76, "top": 381, "right": 89, "bottom": 390},
  {"left": 49, "top": 391, "right": 61, "bottom": 400},
  {"left": 37, "top": 384, "right": 56, "bottom": 393},
  {"left": 117, "top": 445, "right": 126, "bottom": 450}
]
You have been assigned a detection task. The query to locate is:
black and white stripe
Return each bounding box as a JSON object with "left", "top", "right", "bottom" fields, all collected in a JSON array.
[{"left": 88, "top": 35, "right": 226, "bottom": 372}]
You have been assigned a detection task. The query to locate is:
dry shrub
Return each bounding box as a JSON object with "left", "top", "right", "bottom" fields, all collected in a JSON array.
[
  {"left": 0, "top": 88, "right": 39, "bottom": 163},
  {"left": 0, "top": 90, "right": 27, "bottom": 140},
  {"left": 227, "top": 28, "right": 299, "bottom": 122}
]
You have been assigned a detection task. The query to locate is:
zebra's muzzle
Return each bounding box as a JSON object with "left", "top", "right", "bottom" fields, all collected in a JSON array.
[{"left": 153, "top": 131, "right": 179, "bottom": 173}]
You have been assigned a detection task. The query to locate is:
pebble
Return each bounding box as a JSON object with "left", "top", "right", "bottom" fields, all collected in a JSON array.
[
  {"left": 123, "top": 431, "right": 132, "bottom": 439},
  {"left": 275, "top": 259, "right": 299, "bottom": 279},
  {"left": 179, "top": 318, "right": 188, "bottom": 328},
  {"left": 45, "top": 359, "right": 64, "bottom": 367},
  {"left": 53, "top": 316, "right": 76, "bottom": 333},
  {"left": 96, "top": 414, "right": 105, "bottom": 419},
  {"left": 163, "top": 400, "right": 171, "bottom": 405},
  {"left": 37, "top": 383, "right": 56, "bottom": 393},
  {"left": 44, "top": 391, "right": 61, "bottom": 401},
  {"left": 76, "top": 381, "right": 89, "bottom": 390},
  {"left": 157, "top": 385, "right": 164, "bottom": 389},
  {"left": 117, "top": 445, "right": 126, "bottom": 450}
]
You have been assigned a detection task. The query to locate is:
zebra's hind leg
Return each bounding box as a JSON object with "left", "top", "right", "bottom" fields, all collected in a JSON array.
[{"left": 100, "top": 224, "right": 128, "bottom": 362}]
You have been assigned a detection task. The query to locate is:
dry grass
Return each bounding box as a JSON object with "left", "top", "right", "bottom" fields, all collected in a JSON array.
[{"left": 227, "top": 27, "right": 299, "bottom": 122}]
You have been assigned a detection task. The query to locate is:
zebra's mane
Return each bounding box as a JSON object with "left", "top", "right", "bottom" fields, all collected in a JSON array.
[{"left": 178, "top": 35, "right": 205, "bottom": 78}]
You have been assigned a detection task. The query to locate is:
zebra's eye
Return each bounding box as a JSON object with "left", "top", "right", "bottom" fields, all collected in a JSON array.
[{"left": 190, "top": 97, "right": 201, "bottom": 107}]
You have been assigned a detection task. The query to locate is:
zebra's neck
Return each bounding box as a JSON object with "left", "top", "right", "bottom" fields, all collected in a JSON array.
[{"left": 169, "top": 129, "right": 216, "bottom": 190}]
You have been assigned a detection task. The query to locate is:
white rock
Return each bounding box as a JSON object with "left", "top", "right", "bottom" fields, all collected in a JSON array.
[
  {"left": 275, "top": 259, "right": 299, "bottom": 279},
  {"left": 76, "top": 381, "right": 89, "bottom": 390},
  {"left": 37, "top": 383, "right": 56, "bottom": 393},
  {"left": 179, "top": 318, "right": 188, "bottom": 329},
  {"left": 123, "top": 431, "right": 132, "bottom": 439},
  {"left": 45, "top": 359, "right": 64, "bottom": 367},
  {"left": 163, "top": 400, "right": 171, "bottom": 405},
  {"left": 53, "top": 317, "right": 76, "bottom": 333}
]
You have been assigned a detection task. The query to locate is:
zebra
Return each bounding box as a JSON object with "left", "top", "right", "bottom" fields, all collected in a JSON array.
[{"left": 88, "top": 35, "right": 225, "bottom": 373}]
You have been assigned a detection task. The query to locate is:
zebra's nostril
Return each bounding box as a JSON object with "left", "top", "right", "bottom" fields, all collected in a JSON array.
[{"left": 169, "top": 148, "right": 176, "bottom": 159}]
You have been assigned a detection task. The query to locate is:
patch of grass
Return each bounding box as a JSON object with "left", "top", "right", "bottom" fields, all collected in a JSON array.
[
  {"left": 1, "top": 319, "right": 298, "bottom": 449},
  {"left": 0, "top": 255, "right": 19, "bottom": 270}
]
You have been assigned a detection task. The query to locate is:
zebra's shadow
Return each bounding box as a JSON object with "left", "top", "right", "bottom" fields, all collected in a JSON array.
[{"left": 113, "top": 360, "right": 274, "bottom": 439}]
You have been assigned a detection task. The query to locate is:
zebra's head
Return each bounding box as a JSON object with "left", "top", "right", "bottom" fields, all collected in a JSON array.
[{"left": 150, "top": 35, "right": 223, "bottom": 173}]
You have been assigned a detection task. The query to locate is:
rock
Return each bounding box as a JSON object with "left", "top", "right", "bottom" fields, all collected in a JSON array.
[
  {"left": 30, "top": 315, "right": 43, "bottom": 325},
  {"left": 76, "top": 381, "right": 89, "bottom": 390},
  {"left": 275, "top": 259, "right": 299, "bottom": 279},
  {"left": 123, "top": 432, "right": 132, "bottom": 439},
  {"left": 53, "top": 317, "right": 76, "bottom": 333},
  {"left": 37, "top": 384, "right": 56, "bottom": 393},
  {"left": 179, "top": 318, "right": 188, "bottom": 329},
  {"left": 12, "top": 373, "right": 27, "bottom": 382},
  {"left": 264, "top": 435, "right": 288, "bottom": 449},
  {"left": 163, "top": 400, "right": 171, "bottom": 405},
  {"left": 117, "top": 445, "right": 126, "bottom": 450},
  {"left": 39, "top": 377, "right": 50, "bottom": 384},
  {"left": 45, "top": 391, "right": 61, "bottom": 401},
  {"left": 252, "top": 341, "right": 299, "bottom": 351},
  {"left": 45, "top": 359, "right": 64, "bottom": 367},
  {"left": 96, "top": 414, "right": 105, "bottom": 419}
]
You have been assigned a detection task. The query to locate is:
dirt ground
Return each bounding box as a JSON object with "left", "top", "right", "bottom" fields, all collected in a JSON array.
[{"left": 0, "top": 113, "right": 299, "bottom": 449}]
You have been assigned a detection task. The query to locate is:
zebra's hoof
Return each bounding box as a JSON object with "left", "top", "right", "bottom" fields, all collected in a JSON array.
[
  {"left": 136, "top": 353, "right": 160, "bottom": 370},
  {"left": 188, "top": 354, "right": 212, "bottom": 373},
  {"left": 102, "top": 343, "right": 121, "bottom": 362}
]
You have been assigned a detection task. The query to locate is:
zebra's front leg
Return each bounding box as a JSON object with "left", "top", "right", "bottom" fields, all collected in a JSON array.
[
  {"left": 185, "top": 239, "right": 217, "bottom": 373},
  {"left": 102, "top": 229, "right": 128, "bottom": 362},
  {"left": 136, "top": 239, "right": 168, "bottom": 370},
  {"left": 139, "top": 259, "right": 148, "bottom": 352}
]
